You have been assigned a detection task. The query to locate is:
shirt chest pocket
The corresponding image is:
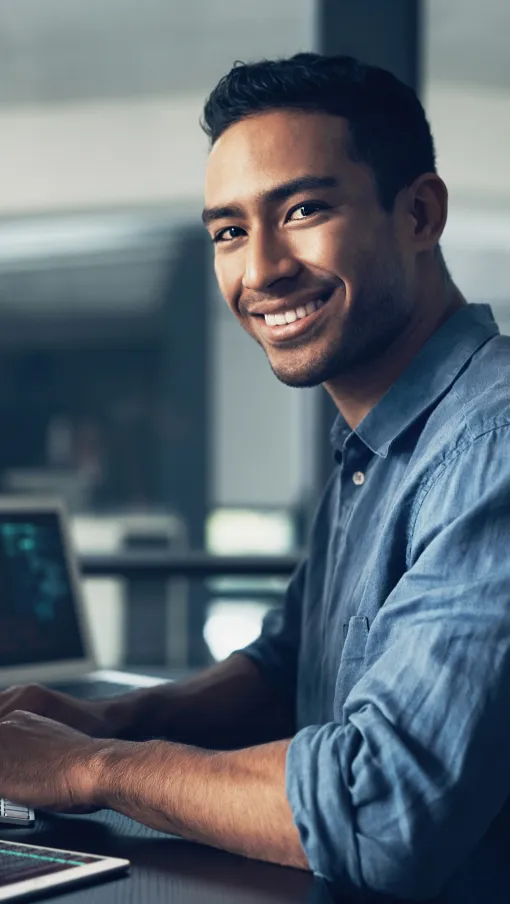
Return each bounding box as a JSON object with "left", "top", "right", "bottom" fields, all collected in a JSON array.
[{"left": 333, "top": 615, "right": 370, "bottom": 721}]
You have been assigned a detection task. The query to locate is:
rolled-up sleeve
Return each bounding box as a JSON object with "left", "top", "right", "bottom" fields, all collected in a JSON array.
[{"left": 286, "top": 429, "right": 510, "bottom": 900}]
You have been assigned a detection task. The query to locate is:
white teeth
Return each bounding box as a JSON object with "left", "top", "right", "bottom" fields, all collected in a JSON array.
[{"left": 264, "top": 298, "right": 326, "bottom": 326}]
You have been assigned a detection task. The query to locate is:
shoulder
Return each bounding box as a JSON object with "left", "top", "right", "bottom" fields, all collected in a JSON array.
[
  {"left": 414, "top": 333, "right": 510, "bottom": 479},
  {"left": 407, "top": 335, "right": 510, "bottom": 550},
  {"left": 452, "top": 333, "right": 510, "bottom": 438}
]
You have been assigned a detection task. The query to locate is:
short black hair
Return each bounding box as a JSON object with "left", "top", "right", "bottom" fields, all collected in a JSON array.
[{"left": 202, "top": 53, "right": 437, "bottom": 213}]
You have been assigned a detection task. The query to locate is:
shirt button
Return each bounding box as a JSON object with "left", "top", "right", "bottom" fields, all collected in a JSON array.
[{"left": 352, "top": 471, "right": 365, "bottom": 486}]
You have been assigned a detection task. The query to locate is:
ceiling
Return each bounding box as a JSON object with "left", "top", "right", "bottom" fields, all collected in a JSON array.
[
  {"left": 0, "top": 0, "right": 508, "bottom": 108},
  {"left": 0, "top": 0, "right": 314, "bottom": 106}
]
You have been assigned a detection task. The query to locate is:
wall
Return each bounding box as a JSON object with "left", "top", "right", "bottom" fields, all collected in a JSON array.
[{"left": 0, "top": 0, "right": 319, "bottom": 512}]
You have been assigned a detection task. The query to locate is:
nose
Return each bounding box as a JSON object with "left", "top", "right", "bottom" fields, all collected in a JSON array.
[{"left": 241, "top": 226, "right": 300, "bottom": 292}]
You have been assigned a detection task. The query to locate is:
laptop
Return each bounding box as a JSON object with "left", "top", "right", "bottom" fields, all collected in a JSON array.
[{"left": 0, "top": 497, "right": 168, "bottom": 699}]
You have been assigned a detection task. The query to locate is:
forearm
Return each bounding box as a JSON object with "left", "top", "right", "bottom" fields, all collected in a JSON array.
[
  {"left": 107, "top": 653, "right": 295, "bottom": 748},
  {"left": 93, "top": 736, "right": 309, "bottom": 871}
]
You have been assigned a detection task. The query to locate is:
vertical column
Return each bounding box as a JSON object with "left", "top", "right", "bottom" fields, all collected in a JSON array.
[{"left": 317, "top": 0, "right": 421, "bottom": 88}]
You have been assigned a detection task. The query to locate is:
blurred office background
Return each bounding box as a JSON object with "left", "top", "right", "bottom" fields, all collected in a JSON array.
[{"left": 0, "top": 0, "right": 508, "bottom": 673}]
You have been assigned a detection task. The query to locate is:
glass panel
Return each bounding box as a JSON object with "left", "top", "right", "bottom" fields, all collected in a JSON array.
[
  {"left": 204, "top": 600, "right": 274, "bottom": 663},
  {"left": 424, "top": 0, "right": 510, "bottom": 333},
  {"left": 203, "top": 507, "right": 296, "bottom": 661}
]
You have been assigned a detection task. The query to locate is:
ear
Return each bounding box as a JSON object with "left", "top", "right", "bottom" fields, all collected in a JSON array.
[{"left": 403, "top": 173, "right": 448, "bottom": 252}]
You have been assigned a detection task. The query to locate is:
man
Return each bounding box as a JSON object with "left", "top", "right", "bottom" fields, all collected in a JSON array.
[{"left": 0, "top": 53, "right": 510, "bottom": 901}]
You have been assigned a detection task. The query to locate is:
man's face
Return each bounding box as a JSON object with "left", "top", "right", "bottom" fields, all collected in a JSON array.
[{"left": 203, "top": 109, "right": 415, "bottom": 388}]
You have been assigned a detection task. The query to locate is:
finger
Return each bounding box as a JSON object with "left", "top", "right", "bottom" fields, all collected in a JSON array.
[
  {"left": 0, "top": 689, "right": 19, "bottom": 717},
  {"left": 0, "top": 685, "right": 39, "bottom": 717}
]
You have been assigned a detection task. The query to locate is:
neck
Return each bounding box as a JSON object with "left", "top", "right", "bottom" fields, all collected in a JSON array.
[{"left": 324, "top": 276, "right": 468, "bottom": 430}]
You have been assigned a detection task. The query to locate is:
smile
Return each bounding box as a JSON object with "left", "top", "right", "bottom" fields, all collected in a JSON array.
[
  {"left": 256, "top": 291, "right": 333, "bottom": 343},
  {"left": 264, "top": 297, "right": 326, "bottom": 326}
]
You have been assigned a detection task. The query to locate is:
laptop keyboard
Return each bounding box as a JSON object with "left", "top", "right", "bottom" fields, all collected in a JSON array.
[
  {"left": 0, "top": 841, "right": 87, "bottom": 882},
  {"left": 50, "top": 680, "right": 141, "bottom": 700}
]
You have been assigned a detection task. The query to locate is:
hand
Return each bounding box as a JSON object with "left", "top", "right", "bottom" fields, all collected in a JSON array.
[
  {"left": 0, "top": 710, "right": 110, "bottom": 812},
  {"left": 0, "top": 684, "right": 129, "bottom": 739}
]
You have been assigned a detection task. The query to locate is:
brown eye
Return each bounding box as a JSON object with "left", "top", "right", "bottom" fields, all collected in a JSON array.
[
  {"left": 213, "top": 226, "right": 245, "bottom": 244},
  {"left": 287, "top": 202, "right": 328, "bottom": 221}
]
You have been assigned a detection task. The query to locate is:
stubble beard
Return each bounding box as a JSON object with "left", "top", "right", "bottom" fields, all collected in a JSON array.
[{"left": 265, "top": 262, "right": 413, "bottom": 389}]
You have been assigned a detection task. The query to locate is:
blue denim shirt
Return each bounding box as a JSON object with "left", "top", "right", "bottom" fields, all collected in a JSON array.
[{"left": 242, "top": 304, "right": 510, "bottom": 902}]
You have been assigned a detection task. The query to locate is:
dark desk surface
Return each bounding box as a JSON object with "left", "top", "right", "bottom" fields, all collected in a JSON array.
[{"left": 0, "top": 809, "right": 329, "bottom": 904}]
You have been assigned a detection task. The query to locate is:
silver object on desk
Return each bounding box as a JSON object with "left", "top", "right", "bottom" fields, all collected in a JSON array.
[{"left": 0, "top": 801, "right": 34, "bottom": 827}]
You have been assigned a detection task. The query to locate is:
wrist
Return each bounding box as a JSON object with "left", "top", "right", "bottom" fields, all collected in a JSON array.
[
  {"left": 100, "top": 686, "right": 173, "bottom": 739},
  {"left": 86, "top": 738, "right": 136, "bottom": 808}
]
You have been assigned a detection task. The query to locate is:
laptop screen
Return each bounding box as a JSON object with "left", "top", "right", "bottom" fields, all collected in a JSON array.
[{"left": 0, "top": 511, "right": 85, "bottom": 666}]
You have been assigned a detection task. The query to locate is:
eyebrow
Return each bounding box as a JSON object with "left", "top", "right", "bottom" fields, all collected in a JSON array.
[{"left": 201, "top": 174, "right": 340, "bottom": 226}]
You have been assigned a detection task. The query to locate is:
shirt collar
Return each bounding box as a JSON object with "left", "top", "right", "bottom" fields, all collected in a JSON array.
[{"left": 330, "top": 303, "right": 499, "bottom": 458}]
